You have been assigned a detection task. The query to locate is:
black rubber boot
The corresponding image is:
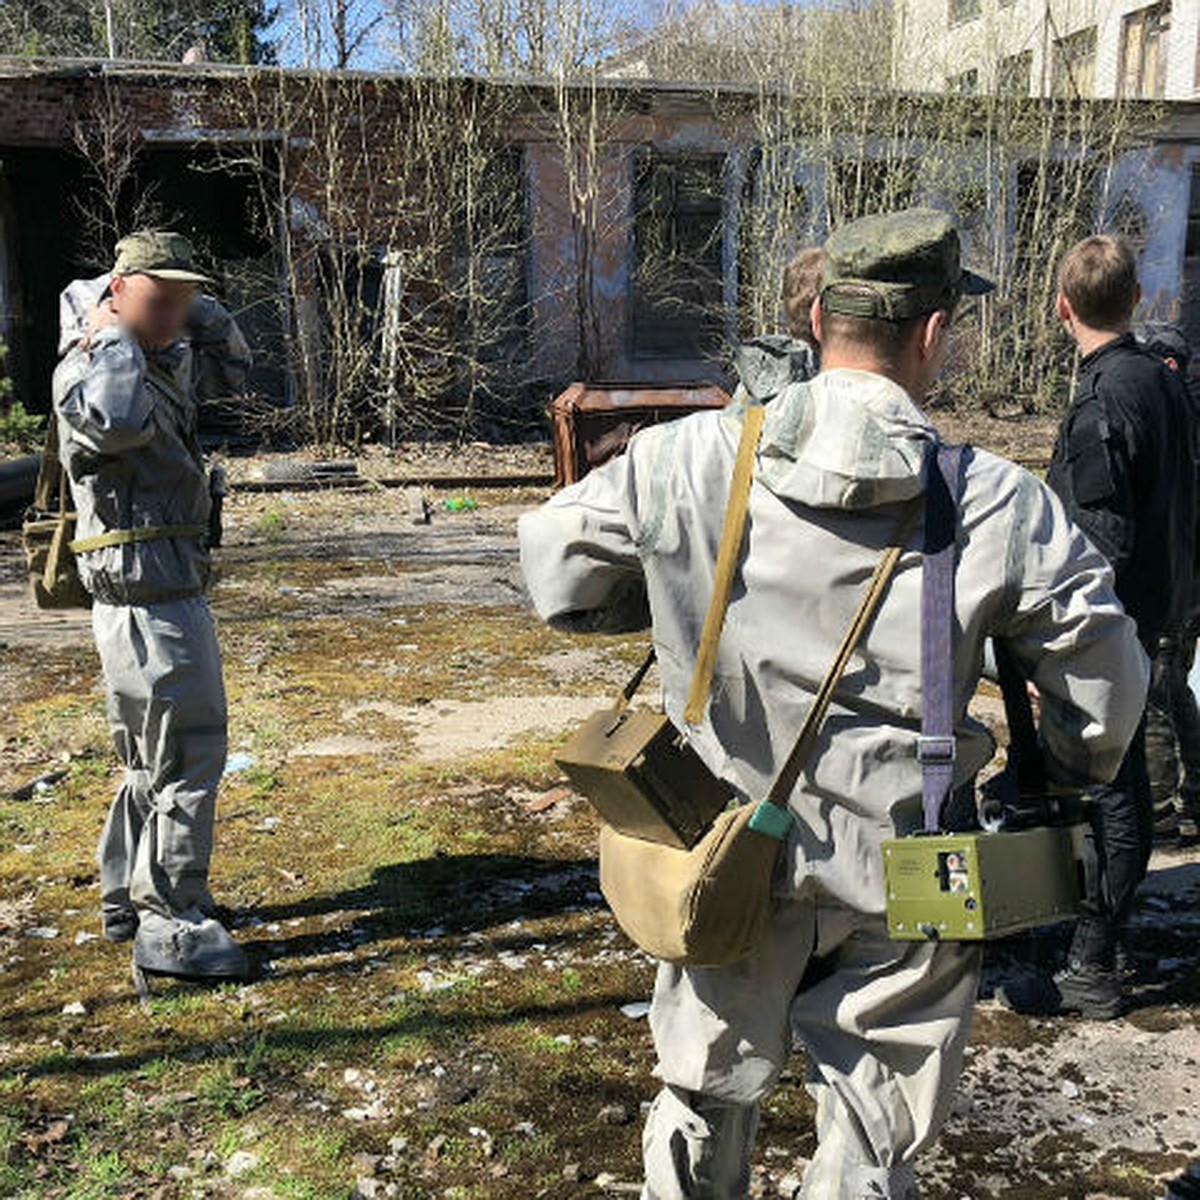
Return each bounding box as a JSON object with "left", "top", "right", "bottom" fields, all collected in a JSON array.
[
  {"left": 1053, "top": 960, "right": 1124, "bottom": 1020},
  {"left": 102, "top": 907, "right": 139, "bottom": 943}
]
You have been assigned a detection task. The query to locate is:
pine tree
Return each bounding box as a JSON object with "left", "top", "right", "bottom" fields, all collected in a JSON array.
[{"left": 0, "top": 0, "right": 278, "bottom": 63}]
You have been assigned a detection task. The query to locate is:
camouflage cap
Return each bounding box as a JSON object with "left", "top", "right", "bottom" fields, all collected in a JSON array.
[
  {"left": 112, "top": 230, "right": 211, "bottom": 284},
  {"left": 821, "top": 208, "right": 993, "bottom": 321}
]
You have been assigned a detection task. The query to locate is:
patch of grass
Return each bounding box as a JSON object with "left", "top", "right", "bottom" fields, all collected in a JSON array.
[
  {"left": 0, "top": 1114, "right": 25, "bottom": 1195},
  {"left": 64, "top": 1145, "right": 127, "bottom": 1199},
  {"left": 304, "top": 1128, "right": 348, "bottom": 1164},
  {"left": 254, "top": 506, "right": 288, "bottom": 538},
  {"left": 529, "top": 1033, "right": 575, "bottom": 1056},
  {"left": 275, "top": 1179, "right": 334, "bottom": 1200},
  {"left": 196, "top": 1060, "right": 268, "bottom": 1119}
]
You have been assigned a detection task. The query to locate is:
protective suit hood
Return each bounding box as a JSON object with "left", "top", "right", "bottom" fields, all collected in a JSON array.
[
  {"left": 732, "top": 334, "right": 819, "bottom": 403},
  {"left": 745, "top": 367, "right": 937, "bottom": 512}
]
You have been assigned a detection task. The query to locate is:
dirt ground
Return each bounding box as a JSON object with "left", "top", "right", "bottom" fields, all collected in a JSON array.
[{"left": 0, "top": 458, "right": 1197, "bottom": 1200}]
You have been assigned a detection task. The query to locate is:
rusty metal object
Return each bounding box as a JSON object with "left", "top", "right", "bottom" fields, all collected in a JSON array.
[{"left": 548, "top": 381, "right": 731, "bottom": 488}]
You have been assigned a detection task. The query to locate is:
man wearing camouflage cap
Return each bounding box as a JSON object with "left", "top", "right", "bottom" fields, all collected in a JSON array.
[
  {"left": 519, "top": 209, "right": 1146, "bottom": 1197},
  {"left": 54, "top": 231, "right": 252, "bottom": 985}
]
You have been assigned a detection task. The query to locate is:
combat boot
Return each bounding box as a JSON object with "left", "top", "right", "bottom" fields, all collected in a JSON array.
[
  {"left": 102, "top": 905, "right": 139, "bottom": 943},
  {"left": 1053, "top": 960, "right": 1124, "bottom": 1020}
]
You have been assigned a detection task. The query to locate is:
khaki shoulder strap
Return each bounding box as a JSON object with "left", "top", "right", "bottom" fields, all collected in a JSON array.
[
  {"left": 31, "top": 412, "right": 65, "bottom": 514},
  {"left": 683, "top": 402, "right": 766, "bottom": 723},
  {"left": 613, "top": 403, "right": 766, "bottom": 718}
]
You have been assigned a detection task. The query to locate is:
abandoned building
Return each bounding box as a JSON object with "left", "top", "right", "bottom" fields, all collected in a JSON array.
[{"left": 1, "top": 56, "right": 1200, "bottom": 442}]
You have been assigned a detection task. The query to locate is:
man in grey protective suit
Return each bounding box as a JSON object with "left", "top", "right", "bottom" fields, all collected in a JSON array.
[
  {"left": 519, "top": 210, "right": 1148, "bottom": 1199},
  {"left": 53, "top": 230, "right": 251, "bottom": 981}
]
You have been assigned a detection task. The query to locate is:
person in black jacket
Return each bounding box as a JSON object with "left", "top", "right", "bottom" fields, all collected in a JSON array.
[
  {"left": 1137, "top": 322, "right": 1200, "bottom": 846},
  {"left": 1044, "top": 236, "right": 1197, "bottom": 1018}
]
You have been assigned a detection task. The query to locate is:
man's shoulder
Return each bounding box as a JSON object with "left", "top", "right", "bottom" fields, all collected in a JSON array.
[
  {"left": 1088, "top": 340, "right": 1180, "bottom": 407},
  {"left": 959, "top": 445, "right": 1053, "bottom": 528},
  {"left": 631, "top": 401, "right": 732, "bottom": 455}
]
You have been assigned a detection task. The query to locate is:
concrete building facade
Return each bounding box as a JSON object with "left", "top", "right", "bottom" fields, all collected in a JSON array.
[{"left": 893, "top": 0, "right": 1200, "bottom": 99}]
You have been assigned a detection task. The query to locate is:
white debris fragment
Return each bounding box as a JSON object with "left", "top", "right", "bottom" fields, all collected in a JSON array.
[{"left": 224, "top": 1150, "right": 261, "bottom": 1177}]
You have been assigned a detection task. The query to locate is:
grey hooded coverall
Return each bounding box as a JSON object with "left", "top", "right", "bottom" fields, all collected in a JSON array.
[
  {"left": 53, "top": 276, "right": 250, "bottom": 926},
  {"left": 519, "top": 368, "right": 1148, "bottom": 1199}
]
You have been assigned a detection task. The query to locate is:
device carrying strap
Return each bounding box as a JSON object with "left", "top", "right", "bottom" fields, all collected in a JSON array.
[
  {"left": 919, "top": 443, "right": 965, "bottom": 833},
  {"left": 69, "top": 523, "right": 208, "bottom": 554},
  {"left": 30, "top": 415, "right": 66, "bottom": 515},
  {"left": 746, "top": 533, "right": 910, "bottom": 840},
  {"left": 614, "top": 646, "right": 659, "bottom": 715},
  {"left": 613, "top": 403, "right": 768, "bottom": 716}
]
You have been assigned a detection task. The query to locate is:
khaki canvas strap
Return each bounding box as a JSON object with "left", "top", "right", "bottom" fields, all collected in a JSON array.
[
  {"left": 70, "top": 524, "right": 208, "bottom": 554},
  {"left": 612, "top": 403, "right": 768, "bottom": 716},
  {"left": 31, "top": 414, "right": 65, "bottom": 514},
  {"left": 684, "top": 402, "right": 767, "bottom": 723},
  {"left": 750, "top": 540, "right": 907, "bottom": 836}
]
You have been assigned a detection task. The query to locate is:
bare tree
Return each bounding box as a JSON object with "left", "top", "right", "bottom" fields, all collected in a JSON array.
[
  {"left": 216, "top": 68, "right": 537, "bottom": 445},
  {"left": 70, "top": 79, "right": 171, "bottom": 271}
]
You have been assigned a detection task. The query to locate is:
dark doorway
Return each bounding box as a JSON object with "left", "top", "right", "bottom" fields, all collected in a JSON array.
[{"left": 0, "top": 140, "right": 288, "bottom": 438}]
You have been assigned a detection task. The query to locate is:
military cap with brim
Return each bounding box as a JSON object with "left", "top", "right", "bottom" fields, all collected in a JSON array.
[
  {"left": 113, "top": 231, "right": 212, "bottom": 284},
  {"left": 821, "top": 208, "right": 994, "bottom": 321}
]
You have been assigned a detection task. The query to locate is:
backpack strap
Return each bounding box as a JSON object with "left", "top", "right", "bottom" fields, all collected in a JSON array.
[{"left": 919, "top": 443, "right": 965, "bottom": 833}]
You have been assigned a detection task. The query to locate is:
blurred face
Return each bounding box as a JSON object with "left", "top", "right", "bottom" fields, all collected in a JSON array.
[{"left": 110, "top": 272, "right": 197, "bottom": 349}]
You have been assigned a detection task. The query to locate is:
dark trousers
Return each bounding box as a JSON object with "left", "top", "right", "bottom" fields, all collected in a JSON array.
[
  {"left": 1146, "top": 632, "right": 1200, "bottom": 828},
  {"left": 1070, "top": 721, "right": 1153, "bottom": 971}
]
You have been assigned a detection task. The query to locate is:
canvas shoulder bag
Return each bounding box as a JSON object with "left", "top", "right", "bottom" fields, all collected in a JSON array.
[{"left": 590, "top": 405, "right": 909, "bottom": 966}]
